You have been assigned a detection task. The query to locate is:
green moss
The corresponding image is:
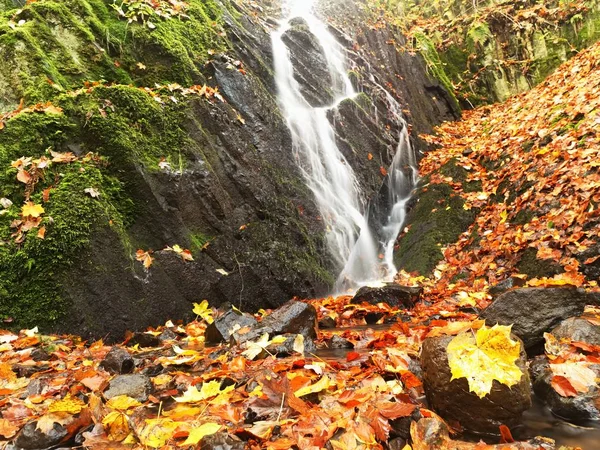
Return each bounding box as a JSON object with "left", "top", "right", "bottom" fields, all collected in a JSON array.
[
  {"left": 394, "top": 161, "right": 478, "bottom": 275},
  {"left": 413, "top": 31, "right": 461, "bottom": 111},
  {"left": 516, "top": 247, "right": 564, "bottom": 279},
  {"left": 189, "top": 231, "right": 213, "bottom": 255}
]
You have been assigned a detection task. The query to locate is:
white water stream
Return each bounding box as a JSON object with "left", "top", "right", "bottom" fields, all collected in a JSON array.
[{"left": 272, "top": 0, "right": 418, "bottom": 291}]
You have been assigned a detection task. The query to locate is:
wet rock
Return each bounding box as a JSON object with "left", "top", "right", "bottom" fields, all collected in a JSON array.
[
  {"left": 100, "top": 347, "right": 134, "bottom": 375},
  {"left": 530, "top": 356, "right": 600, "bottom": 422},
  {"left": 410, "top": 417, "right": 555, "bottom": 450},
  {"left": 235, "top": 300, "right": 317, "bottom": 344},
  {"left": 281, "top": 17, "right": 339, "bottom": 107},
  {"left": 421, "top": 335, "right": 531, "bottom": 433},
  {"left": 350, "top": 283, "right": 421, "bottom": 308},
  {"left": 158, "top": 328, "right": 178, "bottom": 342},
  {"left": 330, "top": 335, "right": 353, "bottom": 349},
  {"left": 387, "top": 437, "right": 407, "bottom": 450},
  {"left": 364, "top": 311, "right": 385, "bottom": 324},
  {"left": 126, "top": 332, "right": 161, "bottom": 348},
  {"left": 14, "top": 420, "right": 68, "bottom": 450},
  {"left": 103, "top": 374, "right": 152, "bottom": 402},
  {"left": 265, "top": 333, "right": 317, "bottom": 357},
  {"left": 29, "top": 348, "right": 50, "bottom": 362},
  {"left": 390, "top": 408, "right": 422, "bottom": 440},
  {"left": 199, "top": 431, "right": 245, "bottom": 450},
  {"left": 488, "top": 276, "right": 526, "bottom": 296},
  {"left": 205, "top": 306, "right": 258, "bottom": 344},
  {"left": 480, "top": 287, "right": 599, "bottom": 351},
  {"left": 551, "top": 316, "right": 600, "bottom": 345},
  {"left": 318, "top": 316, "right": 336, "bottom": 329},
  {"left": 25, "top": 378, "right": 46, "bottom": 397}
]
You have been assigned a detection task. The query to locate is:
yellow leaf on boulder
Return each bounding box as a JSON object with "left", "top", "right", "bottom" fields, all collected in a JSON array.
[
  {"left": 447, "top": 324, "right": 522, "bottom": 398},
  {"left": 106, "top": 395, "right": 142, "bottom": 411}
]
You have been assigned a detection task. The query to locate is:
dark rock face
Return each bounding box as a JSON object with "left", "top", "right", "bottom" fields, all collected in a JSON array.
[
  {"left": 14, "top": 421, "right": 68, "bottom": 450},
  {"left": 480, "top": 287, "right": 599, "bottom": 350},
  {"left": 100, "top": 347, "right": 134, "bottom": 375},
  {"left": 126, "top": 332, "right": 161, "bottom": 348},
  {"left": 281, "top": 18, "right": 339, "bottom": 107},
  {"left": 551, "top": 317, "right": 600, "bottom": 345},
  {"left": 421, "top": 334, "right": 531, "bottom": 433},
  {"left": 530, "top": 356, "right": 600, "bottom": 422},
  {"left": 205, "top": 306, "right": 258, "bottom": 344},
  {"left": 103, "top": 374, "right": 152, "bottom": 402},
  {"left": 488, "top": 276, "right": 527, "bottom": 296},
  {"left": 235, "top": 300, "right": 318, "bottom": 344},
  {"left": 351, "top": 283, "right": 421, "bottom": 308}
]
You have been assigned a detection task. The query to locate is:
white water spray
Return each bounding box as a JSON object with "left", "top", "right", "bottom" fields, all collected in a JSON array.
[{"left": 272, "top": 0, "right": 418, "bottom": 291}]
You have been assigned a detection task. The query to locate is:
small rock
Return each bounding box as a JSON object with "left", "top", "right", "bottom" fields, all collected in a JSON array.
[
  {"left": 235, "top": 300, "right": 317, "bottom": 344},
  {"left": 530, "top": 355, "right": 600, "bottom": 422},
  {"left": 29, "top": 348, "right": 50, "bottom": 362},
  {"left": 480, "top": 287, "right": 599, "bottom": 351},
  {"left": 100, "top": 347, "right": 134, "bottom": 375},
  {"left": 158, "top": 328, "right": 178, "bottom": 342},
  {"left": 488, "top": 276, "right": 526, "bottom": 296},
  {"left": 350, "top": 283, "right": 421, "bottom": 308},
  {"left": 205, "top": 306, "right": 258, "bottom": 344},
  {"left": 551, "top": 316, "right": 600, "bottom": 346},
  {"left": 199, "top": 431, "right": 245, "bottom": 450},
  {"left": 126, "top": 332, "right": 161, "bottom": 348},
  {"left": 265, "top": 333, "right": 317, "bottom": 357},
  {"left": 14, "top": 421, "right": 68, "bottom": 450},
  {"left": 364, "top": 311, "right": 384, "bottom": 324},
  {"left": 318, "top": 316, "right": 336, "bottom": 329},
  {"left": 420, "top": 334, "right": 531, "bottom": 433},
  {"left": 103, "top": 374, "right": 152, "bottom": 402},
  {"left": 387, "top": 437, "right": 408, "bottom": 450},
  {"left": 330, "top": 335, "right": 353, "bottom": 349}
]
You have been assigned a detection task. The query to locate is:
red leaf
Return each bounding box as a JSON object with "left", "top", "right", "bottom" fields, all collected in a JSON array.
[
  {"left": 551, "top": 375, "right": 578, "bottom": 397},
  {"left": 346, "top": 351, "right": 360, "bottom": 362},
  {"left": 499, "top": 424, "right": 514, "bottom": 443}
]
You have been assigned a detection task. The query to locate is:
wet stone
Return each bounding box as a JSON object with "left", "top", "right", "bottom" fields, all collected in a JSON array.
[
  {"left": 14, "top": 421, "right": 68, "bottom": 450},
  {"left": 551, "top": 316, "right": 600, "bottom": 346},
  {"left": 103, "top": 374, "right": 152, "bottom": 402},
  {"left": 351, "top": 283, "right": 421, "bottom": 308},
  {"left": 205, "top": 306, "right": 258, "bottom": 344},
  {"left": 420, "top": 334, "right": 531, "bottom": 434},
  {"left": 199, "top": 432, "right": 245, "bottom": 450},
  {"left": 126, "top": 332, "right": 161, "bottom": 348},
  {"left": 318, "top": 316, "right": 336, "bottom": 329},
  {"left": 100, "top": 347, "right": 134, "bottom": 375},
  {"left": 265, "top": 333, "right": 317, "bottom": 357},
  {"left": 330, "top": 335, "right": 353, "bottom": 349}
]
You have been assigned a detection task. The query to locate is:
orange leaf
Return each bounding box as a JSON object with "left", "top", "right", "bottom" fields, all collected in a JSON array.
[
  {"left": 379, "top": 166, "right": 388, "bottom": 176},
  {"left": 499, "top": 424, "right": 515, "bottom": 443},
  {"left": 551, "top": 375, "right": 578, "bottom": 397},
  {"left": 0, "top": 418, "right": 19, "bottom": 439},
  {"left": 16, "top": 169, "right": 31, "bottom": 184}
]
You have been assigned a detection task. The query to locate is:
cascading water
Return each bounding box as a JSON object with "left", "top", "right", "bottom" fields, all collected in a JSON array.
[{"left": 272, "top": 0, "right": 418, "bottom": 291}]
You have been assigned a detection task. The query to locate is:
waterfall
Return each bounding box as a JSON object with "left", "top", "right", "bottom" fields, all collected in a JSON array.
[{"left": 272, "top": 0, "right": 417, "bottom": 291}]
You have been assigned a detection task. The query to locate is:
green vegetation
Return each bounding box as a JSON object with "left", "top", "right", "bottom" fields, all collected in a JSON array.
[{"left": 0, "top": 0, "right": 228, "bottom": 328}]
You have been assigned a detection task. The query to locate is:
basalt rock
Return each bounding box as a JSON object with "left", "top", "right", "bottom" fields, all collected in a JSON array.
[
  {"left": 103, "top": 374, "right": 152, "bottom": 402},
  {"left": 234, "top": 300, "right": 318, "bottom": 344},
  {"left": 350, "top": 283, "right": 421, "bottom": 308},
  {"left": 480, "top": 287, "right": 599, "bottom": 351},
  {"left": 530, "top": 355, "right": 600, "bottom": 422},
  {"left": 421, "top": 334, "right": 531, "bottom": 434},
  {"left": 281, "top": 17, "right": 340, "bottom": 107},
  {"left": 13, "top": 421, "right": 68, "bottom": 450},
  {"left": 205, "top": 306, "right": 258, "bottom": 344},
  {"left": 100, "top": 347, "right": 134, "bottom": 375},
  {"left": 551, "top": 316, "right": 600, "bottom": 346},
  {"left": 199, "top": 432, "right": 245, "bottom": 450}
]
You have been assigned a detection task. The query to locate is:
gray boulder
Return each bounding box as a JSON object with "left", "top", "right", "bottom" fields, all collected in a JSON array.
[
  {"left": 103, "top": 374, "right": 152, "bottom": 402},
  {"left": 350, "top": 283, "right": 421, "bottom": 308},
  {"left": 205, "top": 306, "right": 258, "bottom": 344},
  {"left": 551, "top": 316, "right": 600, "bottom": 346},
  {"left": 480, "top": 287, "right": 599, "bottom": 350},
  {"left": 421, "top": 334, "right": 531, "bottom": 433}
]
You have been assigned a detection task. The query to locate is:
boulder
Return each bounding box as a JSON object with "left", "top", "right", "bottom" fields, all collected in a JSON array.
[
  {"left": 13, "top": 421, "right": 68, "bottom": 450},
  {"left": 205, "top": 306, "right": 258, "bottom": 344},
  {"left": 551, "top": 316, "right": 600, "bottom": 346},
  {"left": 421, "top": 334, "right": 531, "bottom": 433},
  {"left": 350, "top": 283, "right": 421, "bottom": 308},
  {"left": 529, "top": 355, "right": 600, "bottom": 422},
  {"left": 126, "top": 332, "right": 161, "bottom": 348},
  {"left": 265, "top": 333, "right": 317, "bottom": 357},
  {"left": 103, "top": 374, "right": 152, "bottom": 402},
  {"left": 281, "top": 17, "right": 340, "bottom": 107},
  {"left": 480, "top": 287, "right": 598, "bottom": 350},
  {"left": 199, "top": 432, "right": 245, "bottom": 450},
  {"left": 235, "top": 300, "right": 317, "bottom": 344},
  {"left": 488, "top": 276, "right": 526, "bottom": 296},
  {"left": 100, "top": 347, "right": 134, "bottom": 375}
]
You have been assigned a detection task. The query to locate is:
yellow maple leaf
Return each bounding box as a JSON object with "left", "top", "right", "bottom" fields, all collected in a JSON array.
[
  {"left": 106, "top": 395, "right": 142, "bottom": 411},
  {"left": 47, "top": 394, "right": 85, "bottom": 414},
  {"left": 137, "top": 418, "right": 180, "bottom": 448},
  {"left": 102, "top": 411, "right": 130, "bottom": 441},
  {"left": 192, "top": 300, "right": 213, "bottom": 324},
  {"left": 22, "top": 201, "right": 44, "bottom": 218},
  {"left": 294, "top": 375, "right": 335, "bottom": 398},
  {"left": 174, "top": 380, "right": 234, "bottom": 403},
  {"left": 447, "top": 324, "right": 523, "bottom": 398},
  {"left": 181, "top": 422, "right": 222, "bottom": 445}
]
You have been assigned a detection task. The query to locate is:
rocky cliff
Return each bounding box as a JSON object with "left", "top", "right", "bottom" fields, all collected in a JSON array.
[{"left": 0, "top": 0, "right": 457, "bottom": 338}]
